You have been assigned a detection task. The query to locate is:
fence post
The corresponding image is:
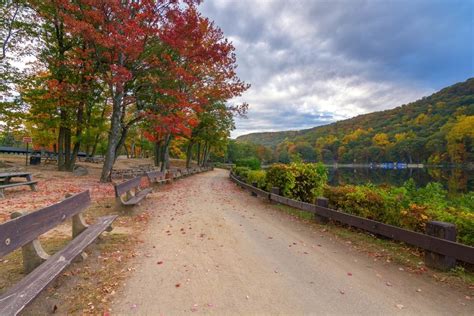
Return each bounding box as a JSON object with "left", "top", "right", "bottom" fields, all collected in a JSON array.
[
  {"left": 314, "top": 197, "right": 330, "bottom": 224},
  {"left": 425, "top": 221, "right": 457, "bottom": 270},
  {"left": 270, "top": 187, "right": 280, "bottom": 203},
  {"left": 251, "top": 182, "right": 258, "bottom": 196}
]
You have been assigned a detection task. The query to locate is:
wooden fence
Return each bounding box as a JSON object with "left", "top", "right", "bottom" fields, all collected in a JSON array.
[{"left": 229, "top": 172, "right": 474, "bottom": 265}]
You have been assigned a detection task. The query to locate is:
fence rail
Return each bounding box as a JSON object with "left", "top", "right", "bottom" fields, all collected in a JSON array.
[{"left": 229, "top": 172, "right": 474, "bottom": 265}]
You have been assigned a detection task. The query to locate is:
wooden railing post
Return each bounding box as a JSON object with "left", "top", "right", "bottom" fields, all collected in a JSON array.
[
  {"left": 251, "top": 182, "right": 258, "bottom": 196},
  {"left": 314, "top": 197, "right": 330, "bottom": 224},
  {"left": 270, "top": 187, "right": 280, "bottom": 203},
  {"left": 271, "top": 187, "right": 280, "bottom": 195},
  {"left": 425, "top": 221, "right": 457, "bottom": 270}
]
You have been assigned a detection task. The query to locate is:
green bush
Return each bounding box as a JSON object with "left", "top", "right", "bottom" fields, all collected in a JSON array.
[
  {"left": 235, "top": 157, "right": 261, "bottom": 170},
  {"left": 247, "top": 170, "right": 267, "bottom": 189},
  {"left": 324, "top": 181, "right": 474, "bottom": 246},
  {"left": 265, "top": 163, "right": 295, "bottom": 196},
  {"left": 289, "top": 162, "right": 328, "bottom": 203},
  {"left": 265, "top": 162, "right": 328, "bottom": 202},
  {"left": 232, "top": 166, "right": 250, "bottom": 180},
  {"left": 323, "top": 184, "right": 401, "bottom": 224},
  {"left": 433, "top": 209, "right": 474, "bottom": 246}
]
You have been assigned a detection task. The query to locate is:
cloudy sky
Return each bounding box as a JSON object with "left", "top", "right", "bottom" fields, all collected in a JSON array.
[{"left": 199, "top": 0, "right": 474, "bottom": 137}]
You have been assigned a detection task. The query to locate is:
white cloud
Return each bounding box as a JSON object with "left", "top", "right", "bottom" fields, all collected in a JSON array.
[{"left": 199, "top": 0, "right": 473, "bottom": 138}]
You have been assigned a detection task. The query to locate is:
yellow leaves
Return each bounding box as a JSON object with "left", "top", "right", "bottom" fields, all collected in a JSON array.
[
  {"left": 394, "top": 132, "right": 408, "bottom": 142},
  {"left": 372, "top": 133, "right": 391, "bottom": 147},
  {"left": 446, "top": 115, "right": 474, "bottom": 163},
  {"left": 414, "top": 113, "right": 428, "bottom": 125},
  {"left": 447, "top": 115, "right": 474, "bottom": 142},
  {"left": 342, "top": 128, "right": 367, "bottom": 144},
  {"left": 315, "top": 134, "right": 338, "bottom": 149}
]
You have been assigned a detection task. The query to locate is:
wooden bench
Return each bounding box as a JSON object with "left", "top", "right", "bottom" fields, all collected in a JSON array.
[
  {"left": 146, "top": 170, "right": 170, "bottom": 185},
  {"left": 0, "top": 172, "right": 38, "bottom": 199},
  {"left": 0, "top": 191, "right": 117, "bottom": 315},
  {"left": 114, "top": 176, "right": 152, "bottom": 206},
  {"left": 179, "top": 168, "right": 189, "bottom": 177}
]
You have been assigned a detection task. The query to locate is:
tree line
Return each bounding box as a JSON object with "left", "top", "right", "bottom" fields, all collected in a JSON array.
[
  {"left": 0, "top": 0, "right": 249, "bottom": 181},
  {"left": 233, "top": 78, "right": 473, "bottom": 165}
]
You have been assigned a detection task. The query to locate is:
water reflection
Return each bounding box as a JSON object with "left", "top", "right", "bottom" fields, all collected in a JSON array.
[{"left": 327, "top": 166, "right": 473, "bottom": 194}]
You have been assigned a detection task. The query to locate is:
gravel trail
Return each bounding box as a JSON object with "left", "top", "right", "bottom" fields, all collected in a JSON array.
[{"left": 113, "top": 169, "right": 473, "bottom": 315}]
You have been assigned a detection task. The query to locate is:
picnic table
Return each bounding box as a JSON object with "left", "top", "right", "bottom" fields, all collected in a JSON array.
[{"left": 0, "top": 172, "right": 38, "bottom": 198}]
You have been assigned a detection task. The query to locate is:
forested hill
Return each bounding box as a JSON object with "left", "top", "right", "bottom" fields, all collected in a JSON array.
[{"left": 236, "top": 78, "right": 474, "bottom": 164}]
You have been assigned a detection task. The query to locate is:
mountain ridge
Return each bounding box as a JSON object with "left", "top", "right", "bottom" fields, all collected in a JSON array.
[{"left": 235, "top": 78, "right": 474, "bottom": 164}]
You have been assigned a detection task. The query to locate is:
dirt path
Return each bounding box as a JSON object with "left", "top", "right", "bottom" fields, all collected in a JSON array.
[{"left": 113, "top": 169, "right": 473, "bottom": 315}]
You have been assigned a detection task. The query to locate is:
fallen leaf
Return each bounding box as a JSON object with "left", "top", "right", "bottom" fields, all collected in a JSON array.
[
  {"left": 347, "top": 272, "right": 353, "bottom": 276},
  {"left": 395, "top": 304, "right": 404, "bottom": 309}
]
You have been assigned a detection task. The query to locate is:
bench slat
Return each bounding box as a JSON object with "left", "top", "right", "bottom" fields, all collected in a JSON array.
[
  {"left": 121, "top": 188, "right": 152, "bottom": 205},
  {"left": 114, "top": 177, "right": 143, "bottom": 197},
  {"left": 146, "top": 171, "right": 164, "bottom": 183},
  {"left": 0, "top": 181, "right": 38, "bottom": 189},
  {"left": 0, "top": 215, "right": 117, "bottom": 316},
  {"left": 0, "top": 191, "right": 90, "bottom": 257}
]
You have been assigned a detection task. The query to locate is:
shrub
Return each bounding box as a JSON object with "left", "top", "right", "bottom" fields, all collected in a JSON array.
[
  {"left": 232, "top": 166, "right": 250, "bottom": 180},
  {"left": 324, "top": 185, "right": 387, "bottom": 221},
  {"left": 247, "top": 170, "right": 267, "bottom": 189},
  {"left": 265, "top": 163, "right": 295, "bottom": 196},
  {"left": 288, "top": 162, "right": 327, "bottom": 203},
  {"left": 399, "top": 204, "right": 431, "bottom": 232},
  {"left": 426, "top": 207, "right": 474, "bottom": 246},
  {"left": 235, "top": 157, "right": 261, "bottom": 170},
  {"left": 324, "top": 182, "right": 474, "bottom": 246}
]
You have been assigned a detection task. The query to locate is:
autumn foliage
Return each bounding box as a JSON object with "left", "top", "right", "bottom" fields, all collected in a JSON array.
[{"left": 1, "top": 0, "right": 248, "bottom": 181}]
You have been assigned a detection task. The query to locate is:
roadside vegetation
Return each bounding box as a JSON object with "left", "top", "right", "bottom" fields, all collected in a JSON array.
[{"left": 232, "top": 163, "right": 474, "bottom": 246}]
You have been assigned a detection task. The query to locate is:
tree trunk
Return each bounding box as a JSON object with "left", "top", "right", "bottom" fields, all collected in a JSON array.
[
  {"left": 100, "top": 91, "right": 123, "bottom": 182},
  {"left": 203, "top": 144, "right": 211, "bottom": 166},
  {"left": 160, "top": 134, "right": 171, "bottom": 172},
  {"left": 124, "top": 145, "right": 129, "bottom": 159},
  {"left": 154, "top": 140, "right": 162, "bottom": 167},
  {"left": 66, "top": 103, "right": 84, "bottom": 171},
  {"left": 64, "top": 127, "right": 71, "bottom": 169},
  {"left": 58, "top": 125, "right": 65, "bottom": 170},
  {"left": 91, "top": 133, "right": 100, "bottom": 157},
  {"left": 185, "top": 141, "right": 194, "bottom": 168},
  {"left": 196, "top": 142, "right": 201, "bottom": 166}
]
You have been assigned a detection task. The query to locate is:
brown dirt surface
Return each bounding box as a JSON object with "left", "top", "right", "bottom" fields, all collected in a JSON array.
[{"left": 111, "top": 169, "right": 473, "bottom": 315}]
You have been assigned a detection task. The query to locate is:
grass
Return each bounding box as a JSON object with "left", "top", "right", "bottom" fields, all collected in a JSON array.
[
  {"left": 0, "top": 236, "right": 71, "bottom": 293},
  {"left": 273, "top": 203, "right": 474, "bottom": 287}
]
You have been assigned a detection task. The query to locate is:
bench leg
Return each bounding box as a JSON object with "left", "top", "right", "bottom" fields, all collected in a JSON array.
[
  {"left": 0, "top": 189, "right": 4, "bottom": 199},
  {"left": 23, "top": 239, "right": 50, "bottom": 273},
  {"left": 10, "top": 212, "right": 50, "bottom": 273},
  {"left": 73, "top": 213, "right": 89, "bottom": 238},
  {"left": 29, "top": 183, "right": 37, "bottom": 192}
]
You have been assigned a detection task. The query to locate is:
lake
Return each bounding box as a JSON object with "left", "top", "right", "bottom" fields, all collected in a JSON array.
[{"left": 327, "top": 166, "right": 474, "bottom": 194}]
